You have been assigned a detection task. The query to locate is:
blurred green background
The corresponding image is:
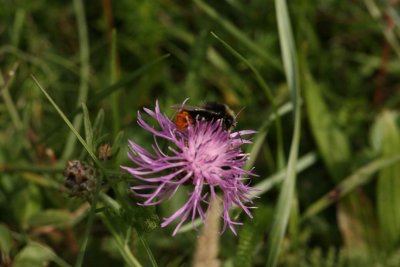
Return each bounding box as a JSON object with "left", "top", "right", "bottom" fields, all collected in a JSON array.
[{"left": 1, "top": 0, "right": 400, "bottom": 266}]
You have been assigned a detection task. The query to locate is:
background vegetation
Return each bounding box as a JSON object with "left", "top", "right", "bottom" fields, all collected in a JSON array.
[{"left": 1, "top": 0, "right": 400, "bottom": 266}]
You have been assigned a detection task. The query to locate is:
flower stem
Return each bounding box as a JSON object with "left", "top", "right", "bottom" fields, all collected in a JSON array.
[{"left": 193, "top": 197, "right": 221, "bottom": 267}]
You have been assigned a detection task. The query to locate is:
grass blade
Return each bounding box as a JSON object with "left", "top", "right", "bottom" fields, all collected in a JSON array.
[
  {"left": 89, "top": 54, "right": 170, "bottom": 105},
  {"left": 31, "top": 75, "right": 99, "bottom": 166},
  {"left": 31, "top": 75, "right": 103, "bottom": 267},
  {"left": 194, "top": 0, "right": 281, "bottom": 70},
  {"left": 31, "top": 75, "right": 146, "bottom": 266},
  {"left": 245, "top": 102, "right": 293, "bottom": 171},
  {"left": 61, "top": 0, "right": 90, "bottom": 161},
  {"left": 82, "top": 103, "right": 93, "bottom": 151},
  {"left": 302, "top": 155, "right": 400, "bottom": 221},
  {"left": 92, "top": 109, "right": 105, "bottom": 146},
  {"left": 139, "top": 235, "right": 158, "bottom": 267},
  {"left": 211, "top": 32, "right": 285, "bottom": 168},
  {"left": 266, "top": 0, "right": 301, "bottom": 266},
  {"left": 38, "top": 54, "right": 170, "bottom": 146},
  {"left": 254, "top": 152, "right": 316, "bottom": 198}
]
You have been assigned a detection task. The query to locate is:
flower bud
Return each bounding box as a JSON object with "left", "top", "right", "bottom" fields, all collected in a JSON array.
[{"left": 64, "top": 160, "right": 97, "bottom": 197}]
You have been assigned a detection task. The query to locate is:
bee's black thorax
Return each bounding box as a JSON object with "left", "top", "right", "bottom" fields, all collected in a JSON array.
[{"left": 186, "top": 102, "right": 236, "bottom": 131}]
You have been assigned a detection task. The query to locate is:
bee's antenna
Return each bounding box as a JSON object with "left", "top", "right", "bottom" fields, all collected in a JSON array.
[
  {"left": 170, "top": 98, "right": 190, "bottom": 110},
  {"left": 235, "top": 106, "right": 246, "bottom": 119},
  {"left": 170, "top": 98, "right": 190, "bottom": 120},
  {"left": 181, "top": 98, "right": 190, "bottom": 108}
]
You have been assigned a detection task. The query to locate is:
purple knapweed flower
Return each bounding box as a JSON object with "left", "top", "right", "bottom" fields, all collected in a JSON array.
[{"left": 121, "top": 100, "right": 256, "bottom": 235}]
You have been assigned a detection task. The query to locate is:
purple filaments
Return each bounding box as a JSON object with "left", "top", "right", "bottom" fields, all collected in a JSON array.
[{"left": 121, "top": 101, "right": 256, "bottom": 235}]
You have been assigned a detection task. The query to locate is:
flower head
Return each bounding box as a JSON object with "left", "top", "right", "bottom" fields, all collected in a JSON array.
[
  {"left": 121, "top": 100, "right": 256, "bottom": 235},
  {"left": 64, "top": 160, "right": 97, "bottom": 198}
]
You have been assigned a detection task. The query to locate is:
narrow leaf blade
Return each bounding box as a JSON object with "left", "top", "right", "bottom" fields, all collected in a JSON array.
[{"left": 266, "top": 1, "right": 301, "bottom": 266}]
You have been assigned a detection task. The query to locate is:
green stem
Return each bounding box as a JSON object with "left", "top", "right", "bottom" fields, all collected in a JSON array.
[
  {"left": 301, "top": 155, "right": 400, "bottom": 221},
  {"left": 75, "top": 181, "right": 102, "bottom": 267},
  {"left": 100, "top": 213, "right": 143, "bottom": 267},
  {"left": 139, "top": 235, "right": 158, "bottom": 267}
]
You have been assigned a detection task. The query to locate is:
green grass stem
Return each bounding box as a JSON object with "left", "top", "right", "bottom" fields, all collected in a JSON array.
[{"left": 61, "top": 0, "right": 91, "bottom": 161}]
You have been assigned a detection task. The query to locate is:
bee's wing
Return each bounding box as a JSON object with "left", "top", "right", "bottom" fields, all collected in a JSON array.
[{"left": 170, "top": 104, "right": 205, "bottom": 111}]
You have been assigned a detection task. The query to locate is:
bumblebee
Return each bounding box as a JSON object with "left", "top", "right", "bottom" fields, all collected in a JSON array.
[{"left": 174, "top": 102, "right": 236, "bottom": 131}]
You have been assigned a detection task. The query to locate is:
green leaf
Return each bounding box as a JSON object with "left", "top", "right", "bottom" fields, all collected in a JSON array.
[
  {"left": 28, "top": 209, "right": 73, "bottom": 229},
  {"left": 0, "top": 223, "right": 12, "bottom": 255},
  {"left": 302, "top": 56, "right": 351, "bottom": 181},
  {"left": 266, "top": 1, "right": 301, "bottom": 266},
  {"left": 371, "top": 110, "right": 400, "bottom": 246},
  {"left": 301, "top": 45, "right": 383, "bottom": 250},
  {"left": 92, "top": 109, "right": 105, "bottom": 146},
  {"left": 11, "top": 184, "right": 42, "bottom": 230},
  {"left": 82, "top": 103, "right": 93, "bottom": 151},
  {"left": 13, "top": 242, "right": 71, "bottom": 267},
  {"left": 235, "top": 207, "right": 273, "bottom": 267},
  {"left": 112, "top": 130, "right": 125, "bottom": 159}
]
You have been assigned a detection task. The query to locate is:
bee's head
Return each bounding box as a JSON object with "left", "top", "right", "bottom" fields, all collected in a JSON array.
[{"left": 223, "top": 116, "right": 236, "bottom": 130}]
